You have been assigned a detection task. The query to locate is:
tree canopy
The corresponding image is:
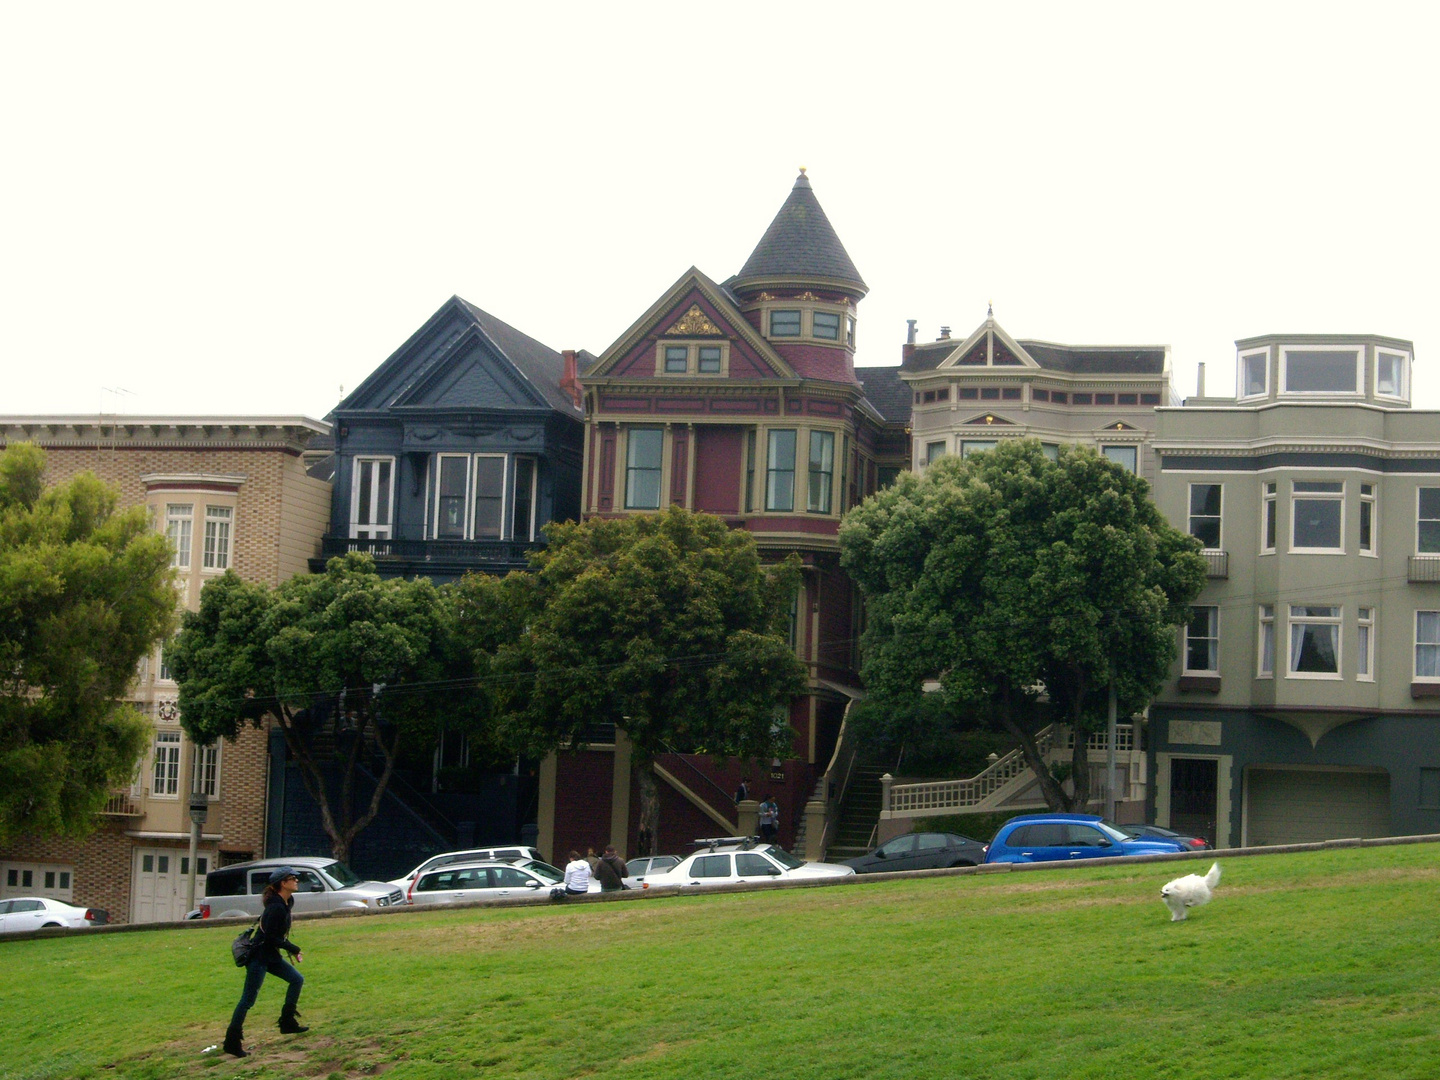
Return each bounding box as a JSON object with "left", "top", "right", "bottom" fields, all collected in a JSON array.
[
  {"left": 840, "top": 439, "right": 1206, "bottom": 810},
  {"left": 167, "top": 552, "right": 483, "bottom": 863},
  {"left": 0, "top": 443, "right": 176, "bottom": 842},
  {"left": 457, "top": 506, "right": 808, "bottom": 849}
]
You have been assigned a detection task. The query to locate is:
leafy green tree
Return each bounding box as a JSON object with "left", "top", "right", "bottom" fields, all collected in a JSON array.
[
  {"left": 458, "top": 507, "right": 807, "bottom": 851},
  {"left": 0, "top": 443, "right": 176, "bottom": 842},
  {"left": 840, "top": 439, "right": 1206, "bottom": 811},
  {"left": 166, "top": 552, "right": 483, "bottom": 863}
]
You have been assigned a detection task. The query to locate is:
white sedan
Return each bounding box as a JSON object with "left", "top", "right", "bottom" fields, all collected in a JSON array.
[
  {"left": 0, "top": 897, "right": 109, "bottom": 933},
  {"left": 643, "top": 841, "right": 856, "bottom": 889}
]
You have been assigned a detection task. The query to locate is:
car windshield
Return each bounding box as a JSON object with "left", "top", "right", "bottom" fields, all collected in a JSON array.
[
  {"left": 521, "top": 860, "right": 563, "bottom": 883},
  {"left": 319, "top": 861, "right": 363, "bottom": 887},
  {"left": 763, "top": 846, "right": 804, "bottom": 870}
]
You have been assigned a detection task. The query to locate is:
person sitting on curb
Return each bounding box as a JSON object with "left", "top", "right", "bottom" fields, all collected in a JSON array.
[
  {"left": 594, "top": 845, "right": 629, "bottom": 891},
  {"left": 563, "top": 850, "right": 592, "bottom": 895}
]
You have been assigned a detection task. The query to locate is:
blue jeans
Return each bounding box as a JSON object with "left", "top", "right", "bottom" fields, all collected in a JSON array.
[{"left": 230, "top": 953, "right": 303, "bottom": 1027}]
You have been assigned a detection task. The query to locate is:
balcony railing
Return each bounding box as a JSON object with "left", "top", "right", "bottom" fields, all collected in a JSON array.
[
  {"left": 1409, "top": 555, "right": 1440, "bottom": 583},
  {"left": 99, "top": 792, "right": 142, "bottom": 816},
  {"left": 1203, "top": 550, "right": 1228, "bottom": 578},
  {"left": 318, "top": 536, "right": 544, "bottom": 569}
]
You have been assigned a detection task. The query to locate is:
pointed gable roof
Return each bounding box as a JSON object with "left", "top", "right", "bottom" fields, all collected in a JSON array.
[{"left": 732, "top": 171, "right": 868, "bottom": 297}]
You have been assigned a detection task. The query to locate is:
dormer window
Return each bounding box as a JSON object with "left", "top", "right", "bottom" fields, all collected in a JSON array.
[
  {"left": 1280, "top": 346, "right": 1361, "bottom": 395},
  {"left": 1377, "top": 350, "right": 1409, "bottom": 400},
  {"left": 698, "top": 346, "right": 722, "bottom": 374},
  {"left": 1239, "top": 349, "right": 1269, "bottom": 398},
  {"left": 654, "top": 341, "right": 730, "bottom": 376},
  {"left": 770, "top": 310, "right": 802, "bottom": 337},
  {"left": 812, "top": 312, "right": 840, "bottom": 340},
  {"left": 664, "top": 346, "right": 688, "bottom": 373}
]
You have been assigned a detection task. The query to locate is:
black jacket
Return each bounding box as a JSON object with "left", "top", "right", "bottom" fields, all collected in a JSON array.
[{"left": 257, "top": 892, "right": 300, "bottom": 963}]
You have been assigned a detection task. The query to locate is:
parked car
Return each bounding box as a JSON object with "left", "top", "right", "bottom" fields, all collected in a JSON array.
[
  {"left": 623, "top": 855, "right": 680, "bottom": 889},
  {"left": 0, "top": 897, "right": 109, "bottom": 933},
  {"left": 983, "top": 814, "right": 1192, "bottom": 864},
  {"left": 842, "top": 832, "right": 987, "bottom": 874},
  {"left": 388, "top": 846, "right": 545, "bottom": 897},
  {"left": 643, "top": 837, "right": 856, "bottom": 889},
  {"left": 407, "top": 858, "right": 599, "bottom": 906},
  {"left": 196, "top": 856, "right": 405, "bottom": 918},
  {"left": 1121, "top": 824, "right": 1212, "bottom": 851}
]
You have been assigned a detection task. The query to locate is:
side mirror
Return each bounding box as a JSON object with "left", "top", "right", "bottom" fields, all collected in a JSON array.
[
  {"left": 768, "top": 867, "right": 782, "bottom": 876},
  {"left": 875, "top": 850, "right": 886, "bottom": 858},
  {"left": 526, "top": 880, "right": 541, "bottom": 889},
  {"left": 1097, "top": 838, "right": 1112, "bottom": 848}
]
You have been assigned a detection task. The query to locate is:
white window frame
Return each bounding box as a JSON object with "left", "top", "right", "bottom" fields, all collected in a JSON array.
[
  {"left": 152, "top": 730, "right": 182, "bottom": 798},
  {"left": 1258, "top": 604, "right": 1275, "bottom": 679},
  {"left": 202, "top": 505, "right": 232, "bottom": 571},
  {"left": 350, "top": 457, "right": 396, "bottom": 541},
  {"left": 1357, "top": 607, "right": 1374, "bottom": 683},
  {"left": 1374, "top": 349, "right": 1411, "bottom": 402},
  {"left": 1416, "top": 611, "right": 1440, "bottom": 682},
  {"left": 1287, "top": 605, "right": 1343, "bottom": 680},
  {"left": 165, "top": 504, "right": 193, "bottom": 570},
  {"left": 1183, "top": 606, "right": 1220, "bottom": 675},
  {"left": 1188, "top": 482, "right": 1223, "bottom": 552},
  {"left": 470, "top": 453, "right": 508, "bottom": 541},
  {"left": 191, "top": 741, "right": 221, "bottom": 800},
  {"left": 1358, "top": 483, "right": 1376, "bottom": 557},
  {"left": 1237, "top": 347, "right": 1270, "bottom": 400},
  {"left": 1261, "top": 481, "right": 1278, "bottom": 555},
  {"left": 1289, "top": 480, "right": 1345, "bottom": 554},
  {"left": 1278, "top": 345, "right": 1364, "bottom": 397},
  {"left": 433, "top": 453, "right": 471, "bottom": 540}
]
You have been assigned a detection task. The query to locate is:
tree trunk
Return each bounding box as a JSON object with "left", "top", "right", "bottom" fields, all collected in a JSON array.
[
  {"left": 635, "top": 757, "right": 660, "bottom": 858},
  {"left": 1066, "top": 676, "right": 1091, "bottom": 812},
  {"left": 996, "top": 692, "right": 1071, "bottom": 812}
]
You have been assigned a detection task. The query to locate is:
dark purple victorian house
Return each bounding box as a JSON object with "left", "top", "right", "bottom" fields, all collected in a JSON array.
[{"left": 537, "top": 173, "right": 911, "bottom": 861}]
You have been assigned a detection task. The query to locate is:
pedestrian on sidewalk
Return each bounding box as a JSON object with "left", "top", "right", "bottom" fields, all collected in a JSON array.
[
  {"left": 225, "top": 867, "right": 309, "bottom": 1058},
  {"left": 758, "top": 795, "right": 779, "bottom": 843}
]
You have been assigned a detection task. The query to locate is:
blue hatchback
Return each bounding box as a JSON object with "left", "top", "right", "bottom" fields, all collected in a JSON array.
[{"left": 983, "top": 813, "right": 1190, "bottom": 864}]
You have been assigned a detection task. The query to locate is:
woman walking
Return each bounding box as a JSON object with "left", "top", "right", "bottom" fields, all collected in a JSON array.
[{"left": 225, "top": 866, "right": 308, "bottom": 1058}]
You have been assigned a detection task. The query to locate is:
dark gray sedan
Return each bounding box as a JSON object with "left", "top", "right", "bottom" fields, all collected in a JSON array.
[{"left": 842, "top": 832, "right": 987, "bottom": 874}]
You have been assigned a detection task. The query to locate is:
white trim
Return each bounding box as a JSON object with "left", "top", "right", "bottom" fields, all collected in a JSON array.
[
  {"left": 1414, "top": 610, "right": 1440, "bottom": 683},
  {"left": 1289, "top": 480, "right": 1345, "bottom": 554},
  {"left": 469, "top": 453, "right": 508, "bottom": 541},
  {"left": 1278, "top": 344, "right": 1364, "bottom": 397},
  {"left": 1236, "top": 347, "right": 1270, "bottom": 401},
  {"left": 1416, "top": 485, "right": 1440, "bottom": 555},
  {"left": 1374, "top": 348, "right": 1411, "bottom": 403},
  {"left": 1285, "top": 604, "right": 1343, "bottom": 680},
  {"left": 1261, "top": 481, "right": 1277, "bottom": 555},
  {"left": 433, "top": 453, "right": 471, "bottom": 540},
  {"left": 1155, "top": 752, "right": 1232, "bottom": 848},
  {"left": 1257, "top": 604, "right": 1275, "bottom": 679},
  {"left": 1187, "top": 481, "right": 1223, "bottom": 552},
  {"left": 1182, "top": 605, "right": 1220, "bottom": 675},
  {"left": 1359, "top": 482, "right": 1377, "bottom": 557},
  {"left": 350, "top": 456, "right": 396, "bottom": 540},
  {"left": 1356, "top": 607, "right": 1375, "bottom": 683}
]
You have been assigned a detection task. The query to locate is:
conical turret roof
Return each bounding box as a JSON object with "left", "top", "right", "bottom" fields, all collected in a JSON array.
[{"left": 733, "top": 171, "right": 867, "bottom": 297}]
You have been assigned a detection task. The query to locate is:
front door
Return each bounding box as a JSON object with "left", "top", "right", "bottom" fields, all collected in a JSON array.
[{"left": 1171, "top": 758, "right": 1219, "bottom": 846}]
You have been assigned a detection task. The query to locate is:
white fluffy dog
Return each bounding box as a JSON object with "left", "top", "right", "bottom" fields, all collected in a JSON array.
[{"left": 1160, "top": 862, "right": 1221, "bottom": 921}]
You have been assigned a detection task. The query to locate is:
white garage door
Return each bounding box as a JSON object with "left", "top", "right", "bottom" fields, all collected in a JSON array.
[
  {"left": 1245, "top": 767, "right": 1391, "bottom": 847},
  {"left": 131, "top": 847, "right": 216, "bottom": 923}
]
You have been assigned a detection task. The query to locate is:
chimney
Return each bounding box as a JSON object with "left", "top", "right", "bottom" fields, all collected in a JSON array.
[
  {"left": 906, "top": 319, "right": 918, "bottom": 345},
  {"left": 1196, "top": 362, "right": 1206, "bottom": 399},
  {"left": 560, "top": 349, "right": 582, "bottom": 409},
  {"left": 939, "top": 326, "right": 951, "bottom": 340}
]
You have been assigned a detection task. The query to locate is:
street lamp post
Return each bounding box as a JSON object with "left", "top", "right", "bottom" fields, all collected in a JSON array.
[{"left": 186, "top": 790, "right": 208, "bottom": 912}]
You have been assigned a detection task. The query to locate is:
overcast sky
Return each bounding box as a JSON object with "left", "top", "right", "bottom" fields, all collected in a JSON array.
[{"left": 3, "top": 3, "right": 1438, "bottom": 419}]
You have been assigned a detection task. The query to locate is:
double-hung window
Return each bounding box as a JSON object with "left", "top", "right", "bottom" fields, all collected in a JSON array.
[
  {"left": 1357, "top": 607, "right": 1374, "bottom": 681},
  {"left": 769, "top": 310, "right": 801, "bottom": 337},
  {"left": 1359, "top": 484, "right": 1376, "bottom": 555},
  {"left": 351, "top": 458, "right": 394, "bottom": 540},
  {"left": 744, "top": 430, "right": 757, "bottom": 512},
  {"left": 1261, "top": 482, "right": 1277, "bottom": 553},
  {"left": 812, "top": 312, "right": 840, "bottom": 340},
  {"left": 698, "top": 346, "right": 722, "bottom": 374},
  {"left": 1102, "top": 445, "right": 1138, "bottom": 473},
  {"left": 625, "top": 429, "right": 663, "bottom": 510},
  {"left": 165, "top": 504, "right": 193, "bottom": 569},
  {"left": 192, "top": 742, "right": 219, "bottom": 798},
  {"left": 152, "top": 731, "right": 181, "bottom": 797},
  {"left": 436, "top": 456, "right": 469, "bottom": 539},
  {"left": 472, "top": 456, "right": 506, "bottom": 539},
  {"left": 1184, "top": 607, "right": 1219, "bottom": 674},
  {"left": 808, "top": 432, "right": 835, "bottom": 513},
  {"left": 1291, "top": 481, "right": 1344, "bottom": 552},
  {"left": 1418, "top": 489, "right": 1440, "bottom": 553},
  {"left": 203, "top": 507, "right": 232, "bottom": 570},
  {"left": 512, "top": 458, "right": 536, "bottom": 541},
  {"left": 1417, "top": 612, "right": 1440, "bottom": 680},
  {"left": 1188, "top": 484, "right": 1222, "bottom": 550},
  {"left": 766, "top": 430, "right": 797, "bottom": 512},
  {"left": 1289, "top": 605, "right": 1341, "bottom": 678},
  {"left": 664, "top": 345, "right": 688, "bottom": 373},
  {"left": 1258, "top": 604, "right": 1275, "bottom": 677}
]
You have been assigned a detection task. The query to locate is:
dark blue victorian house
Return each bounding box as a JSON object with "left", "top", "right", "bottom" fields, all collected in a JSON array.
[{"left": 312, "top": 295, "right": 585, "bottom": 582}]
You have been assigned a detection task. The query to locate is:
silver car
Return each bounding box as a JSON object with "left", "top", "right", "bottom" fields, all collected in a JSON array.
[
  {"left": 643, "top": 838, "right": 856, "bottom": 889},
  {"left": 407, "top": 858, "right": 599, "bottom": 906},
  {"left": 197, "top": 857, "right": 404, "bottom": 919}
]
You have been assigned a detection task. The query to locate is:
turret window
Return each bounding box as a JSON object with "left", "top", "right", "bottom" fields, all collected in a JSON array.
[
  {"left": 770, "top": 310, "right": 802, "bottom": 337},
  {"left": 812, "top": 312, "right": 840, "bottom": 340}
]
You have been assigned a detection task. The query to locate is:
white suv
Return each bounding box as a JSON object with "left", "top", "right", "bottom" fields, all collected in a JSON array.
[{"left": 388, "top": 846, "right": 545, "bottom": 897}]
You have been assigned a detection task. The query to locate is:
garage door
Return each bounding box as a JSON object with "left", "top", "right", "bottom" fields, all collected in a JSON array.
[
  {"left": 1245, "top": 767, "right": 1391, "bottom": 846},
  {"left": 132, "top": 847, "right": 216, "bottom": 923}
]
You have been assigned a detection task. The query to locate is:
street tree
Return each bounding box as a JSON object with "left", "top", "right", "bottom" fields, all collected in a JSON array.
[
  {"left": 840, "top": 439, "right": 1206, "bottom": 811},
  {"left": 166, "top": 552, "right": 482, "bottom": 864},
  {"left": 0, "top": 443, "right": 176, "bottom": 842},
  {"left": 458, "top": 507, "right": 807, "bottom": 852}
]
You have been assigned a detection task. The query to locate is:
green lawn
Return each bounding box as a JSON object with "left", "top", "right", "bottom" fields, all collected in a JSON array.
[{"left": 5, "top": 844, "right": 1439, "bottom": 1080}]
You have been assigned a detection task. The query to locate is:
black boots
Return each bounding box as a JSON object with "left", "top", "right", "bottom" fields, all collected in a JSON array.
[
  {"left": 278, "top": 1007, "right": 309, "bottom": 1035},
  {"left": 224, "top": 1024, "right": 248, "bottom": 1058}
]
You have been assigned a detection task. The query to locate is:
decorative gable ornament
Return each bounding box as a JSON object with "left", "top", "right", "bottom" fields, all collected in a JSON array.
[
  {"left": 665, "top": 304, "right": 724, "bottom": 337},
  {"left": 965, "top": 413, "right": 1015, "bottom": 426}
]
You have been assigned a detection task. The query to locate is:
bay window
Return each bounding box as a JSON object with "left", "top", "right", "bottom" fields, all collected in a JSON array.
[
  {"left": 512, "top": 458, "right": 536, "bottom": 541},
  {"left": 1418, "top": 488, "right": 1440, "bottom": 553},
  {"left": 203, "top": 506, "right": 232, "bottom": 570},
  {"left": 1281, "top": 347, "right": 1360, "bottom": 395},
  {"left": 1417, "top": 611, "right": 1440, "bottom": 680},
  {"left": 1102, "top": 445, "right": 1138, "bottom": 473},
  {"left": 625, "top": 429, "right": 663, "bottom": 510},
  {"left": 1258, "top": 604, "right": 1275, "bottom": 677},
  {"left": 766, "top": 430, "right": 797, "bottom": 512},
  {"left": 436, "top": 456, "right": 469, "bottom": 538},
  {"left": 1291, "top": 481, "right": 1343, "bottom": 552},
  {"left": 152, "top": 730, "right": 181, "bottom": 797},
  {"left": 808, "top": 431, "right": 835, "bottom": 513},
  {"left": 165, "top": 504, "right": 193, "bottom": 569},
  {"left": 1289, "top": 605, "right": 1341, "bottom": 678}
]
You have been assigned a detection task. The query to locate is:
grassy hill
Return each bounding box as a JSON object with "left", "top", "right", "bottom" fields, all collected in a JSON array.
[{"left": 5, "top": 843, "right": 1440, "bottom": 1079}]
